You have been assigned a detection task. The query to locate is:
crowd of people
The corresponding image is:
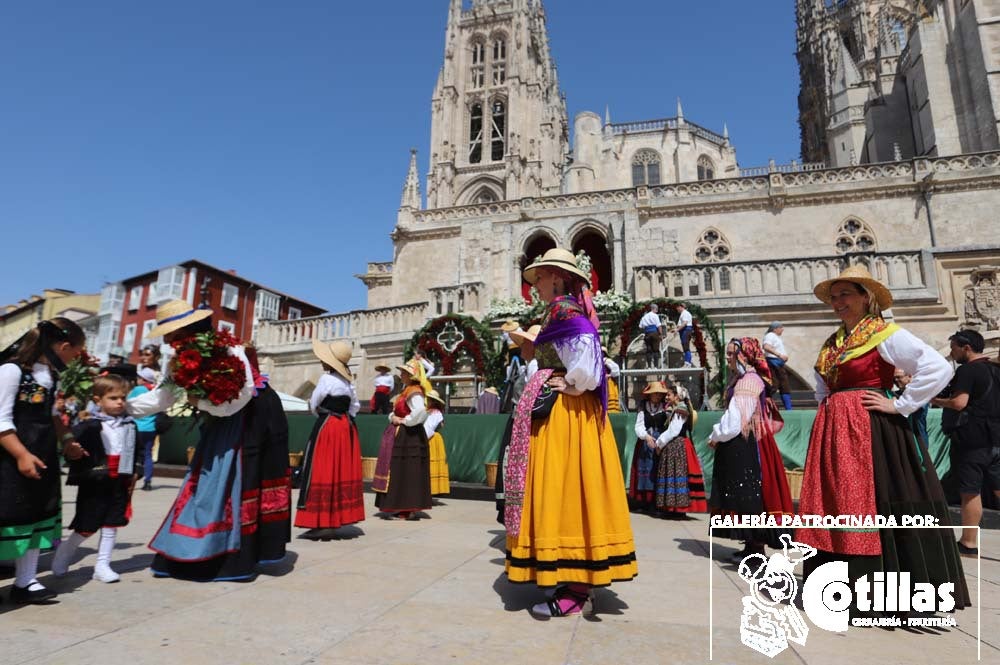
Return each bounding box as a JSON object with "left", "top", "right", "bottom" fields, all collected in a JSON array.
[{"left": 0, "top": 249, "right": 992, "bottom": 627}]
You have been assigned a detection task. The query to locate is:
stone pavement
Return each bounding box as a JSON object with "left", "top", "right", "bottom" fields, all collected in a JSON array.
[{"left": 1, "top": 479, "right": 998, "bottom": 665}]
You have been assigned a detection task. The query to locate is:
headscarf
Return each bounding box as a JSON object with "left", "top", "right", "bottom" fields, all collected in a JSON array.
[
  {"left": 726, "top": 337, "right": 773, "bottom": 393},
  {"left": 402, "top": 358, "right": 433, "bottom": 396}
]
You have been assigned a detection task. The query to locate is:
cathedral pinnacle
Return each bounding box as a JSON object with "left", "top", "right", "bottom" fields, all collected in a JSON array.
[
  {"left": 400, "top": 148, "right": 422, "bottom": 210},
  {"left": 676, "top": 97, "right": 685, "bottom": 124}
]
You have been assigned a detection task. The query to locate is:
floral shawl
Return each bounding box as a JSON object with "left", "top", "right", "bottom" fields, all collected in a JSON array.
[{"left": 814, "top": 316, "right": 899, "bottom": 386}]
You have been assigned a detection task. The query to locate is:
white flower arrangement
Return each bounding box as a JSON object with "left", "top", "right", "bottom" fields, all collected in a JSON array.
[
  {"left": 484, "top": 296, "right": 532, "bottom": 321},
  {"left": 575, "top": 250, "right": 593, "bottom": 277},
  {"left": 592, "top": 289, "right": 634, "bottom": 315}
]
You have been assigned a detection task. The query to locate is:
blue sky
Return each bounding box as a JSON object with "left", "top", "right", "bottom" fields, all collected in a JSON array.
[{"left": 0, "top": 1, "right": 800, "bottom": 315}]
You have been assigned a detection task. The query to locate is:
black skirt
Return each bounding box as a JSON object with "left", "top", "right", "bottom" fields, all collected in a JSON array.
[
  {"left": 708, "top": 432, "right": 788, "bottom": 548},
  {"left": 374, "top": 424, "right": 431, "bottom": 513}
]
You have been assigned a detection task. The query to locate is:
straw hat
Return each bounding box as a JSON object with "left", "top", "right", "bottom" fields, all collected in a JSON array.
[
  {"left": 426, "top": 389, "right": 445, "bottom": 406},
  {"left": 500, "top": 319, "right": 520, "bottom": 333},
  {"left": 522, "top": 248, "right": 591, "bottom": 288},
  {"left": 509, "top": 324, "right": 542, "bottom": 346},
  {"left": 813, "top": 265, "right": 893, "bottom": 310},
  {"left": 312, "top": 340, "right": 353, "bottom": 381},
  {"left": 374, "top": 363, "right": 391, "bottom": 373},
  {"left": 397, "top": 358, "right": 422, "bottom": 377},
  {"left": 642, "top": 381, "right": 669, "bottom": 395},
  {"left": 483, "top": 387, "right": 499, "bottom": 396},
  {"left": 146, "top": 299, "right": 213, "bottom": 338}
]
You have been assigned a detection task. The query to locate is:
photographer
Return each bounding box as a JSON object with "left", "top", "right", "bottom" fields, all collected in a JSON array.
[{"left": 931, "top": 330, "right": 1000, "bottom": 556}]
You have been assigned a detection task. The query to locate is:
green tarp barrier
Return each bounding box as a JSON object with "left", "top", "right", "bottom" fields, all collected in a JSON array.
[{"left": 158, "top": 409, "right": 952, "bottom": 495}]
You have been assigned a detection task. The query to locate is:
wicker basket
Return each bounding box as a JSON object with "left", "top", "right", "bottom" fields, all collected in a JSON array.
[
  {"left": 186, "top": 447, "right": 195, "bottom": 466},
  {"left": 361, "top": 456, "right": 377, "bottom": 482},
  {"left": 785, "top": 469, "right": 804, "bottom": 501},
  {"left": 484, "top": 461, "right": 498, "bottom": 488},
  {"left": 288, "top": 452, "right": 304, "bottom": 468}
]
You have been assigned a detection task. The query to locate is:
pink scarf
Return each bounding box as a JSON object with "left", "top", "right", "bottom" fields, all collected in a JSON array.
[{"left": 503, "top": 368, "right": 554, "bottom": 537}]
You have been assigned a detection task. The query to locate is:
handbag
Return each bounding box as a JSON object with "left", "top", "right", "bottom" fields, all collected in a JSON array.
[{"left": 530, "top": 384, "right": 559, "bottom": 421}]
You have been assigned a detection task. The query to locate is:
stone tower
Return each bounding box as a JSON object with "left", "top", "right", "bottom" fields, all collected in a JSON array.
[
  {"left": 424, "top": 0, "right": 569, "bottom": 209},
  {"left": 795, "top": 0, "right": 917, "bottom": 166}
]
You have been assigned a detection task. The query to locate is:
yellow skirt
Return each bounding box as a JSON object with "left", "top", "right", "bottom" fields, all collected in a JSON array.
[
  {"left": 607, "top": 378, "right": 622, "bottom": 413},
  {"left": 428, "top": 432, "right": 450, "bottom": 495},
  {"left": 505, "top": 392, "right": 637, "bottom": 587}
]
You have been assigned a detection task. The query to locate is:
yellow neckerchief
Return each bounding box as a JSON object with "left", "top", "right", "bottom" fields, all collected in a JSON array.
[{"left": 815, "top": 315, "right": 899, "bottom": 385}]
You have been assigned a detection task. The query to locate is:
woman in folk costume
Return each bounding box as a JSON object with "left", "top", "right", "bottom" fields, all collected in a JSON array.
[
  {"left": 494, "top": 325, "right": 540, "bottom": 524},
  {"left": 796, "top": 266, "right": 970, "bottom": 609},
  {"left": 128, "top": 300, "right": 291, "bottom": 582},
  {"left": 655, "top": 383, "right": 707, "bottom": 517},
  {"left": 708, "top": 337, "right": 793, "bottom": 561},
  {"left": 424, "top": 389, "right": 450, "bottom": 496},
  {"left": 294, "top": 341, "right": 364, "bottom": 533},
  {"left": 0, "top": 318, "right": 87, "bottom": 603},
  {"left": 372, "top": 358, "right": 433, "bottom": 520},
  {"left": 630, "top": 381, "right": 670, "bottom": 513},
  {"left": 504, "top": 248, "right": 637, "bottom": 618},
  {"left": 370, "top": 363, "right": 394, "bottom": 415}
]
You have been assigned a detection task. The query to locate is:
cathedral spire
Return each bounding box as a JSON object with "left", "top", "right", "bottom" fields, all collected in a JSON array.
[
  {"left": 400, "top": 148, "right": 421, "bottom": 210},
  {"left": 676, "top": 97, "right": 685, "bottom": 125},
  {"left": 604, "top": 104, "right": 611, "bottom": 126}
]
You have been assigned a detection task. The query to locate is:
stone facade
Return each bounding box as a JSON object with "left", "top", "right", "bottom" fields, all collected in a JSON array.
[{"left": 257, "top": 0, "right": 1000, "bottom": 403}]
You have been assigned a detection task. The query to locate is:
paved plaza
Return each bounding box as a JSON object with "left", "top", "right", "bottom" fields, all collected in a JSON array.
[{"left": 1, "top": 479, "right": 998, "bottom": 665}]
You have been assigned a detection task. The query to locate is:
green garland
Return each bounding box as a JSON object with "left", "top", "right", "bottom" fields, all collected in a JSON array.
[
  {"left": 608, "top": 298, "right": 726, "bottom": 398},
  {"left": 404, "top": 314, "right": 505, "bottom": 391}
]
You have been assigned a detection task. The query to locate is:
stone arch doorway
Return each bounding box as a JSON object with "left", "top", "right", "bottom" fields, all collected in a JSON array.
[
  {"left": 571, "top": 230, "right": 612, "bottom": 292},
  {"left": 520, "top": 233, "right": 557, "bottom": 301}
]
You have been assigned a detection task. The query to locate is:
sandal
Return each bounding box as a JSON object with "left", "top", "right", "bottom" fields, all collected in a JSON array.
[{"left": 530, "top": 586, "right": 594, "bottom": 618}]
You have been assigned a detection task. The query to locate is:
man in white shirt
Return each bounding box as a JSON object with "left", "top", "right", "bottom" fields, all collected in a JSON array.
[
  {"left": 638, "top": 304, "right": 663, "bottom": 368},
  {"left": 762, "top": 321, "right": 792, "bottom": 410},
  {"left": 674, "top": 303, "right": 695, "bottom": 368}
]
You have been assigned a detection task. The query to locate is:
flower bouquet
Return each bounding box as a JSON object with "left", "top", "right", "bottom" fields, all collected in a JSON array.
[
  {"left": 59, "top": 352, "right": 100, "bottom": 405},
  {"left": 168, "top": 330, "right": 246, "bottom": 406}
]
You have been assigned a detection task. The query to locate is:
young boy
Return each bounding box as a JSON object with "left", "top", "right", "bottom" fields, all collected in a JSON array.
[{"left": 51, "top": 374, "right": 138, "bottom": 583}]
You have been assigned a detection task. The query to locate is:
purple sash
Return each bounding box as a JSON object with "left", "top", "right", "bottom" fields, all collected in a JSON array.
[{"left": 371, "top": 423, "right": 396, "bottom": 493}]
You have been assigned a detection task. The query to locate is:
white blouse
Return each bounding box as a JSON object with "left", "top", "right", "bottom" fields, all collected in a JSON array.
[
  {"left": 423, "top": 409, "right": 444, "bottom": 439},
  {"left": 127, "top": 345, "right": 256, "bottom": 419},
  {"left": 812, "top": 327, "right": 952, "bottom": 416},
  {"left": 709, "top": 374, "right": 764, "bottom": 444},
  {"left": 373, "top": 374, "right": 394, "bottom": 389},
  {"left": 0, "top": 362, "right": 53, "bottom": 433},
  {"left": 634, "top": 402, "right": 666, "bottom": 439},
  {"left": 310, "top": 372, "right": 360, "bottom": 417},
  {"left": 556, "top": 336, "right": 603, "bottom": 392},
  {"left": 656, "top": 414, "right": 687, "bottom": 449}
]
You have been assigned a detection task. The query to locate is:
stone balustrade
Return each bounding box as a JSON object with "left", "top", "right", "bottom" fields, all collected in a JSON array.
[
  {"left": 738, "top": 161, "right": 826, "bottom": 178},
  {"left": 634, "top": 251, "right": 930, "bottom": 302},
  {"left": 429, "top": 282, "right": 486, "bottom": 316},
  {"left": 255, "top": 302, "right": 430, "bottom": 352}
]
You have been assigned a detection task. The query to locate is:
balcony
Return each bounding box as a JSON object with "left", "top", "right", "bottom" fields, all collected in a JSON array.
[
  {"left": 254, "top": 302, "right": 430, "bottom": 354},
  {"left": 429, "top": 282, "right": 486, "bottom": 316},
  {"left": 633, "top": 251, "right": 931, "bottom": 304}
]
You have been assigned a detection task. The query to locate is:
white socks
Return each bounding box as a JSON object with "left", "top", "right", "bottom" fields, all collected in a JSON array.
[
  {"left": 14, "top": 549, "right": 44, "bottom": 590},
  {"left": 92, "top": 528, "right": 119, "bottom": 583},
  {"left": 51, "top": 532, "right": 87, "bottom": 576}
]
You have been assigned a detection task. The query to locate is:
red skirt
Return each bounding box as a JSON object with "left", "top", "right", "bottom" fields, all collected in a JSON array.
[{"left": 294, "top": 414, "right": 365, "bottom": 529}]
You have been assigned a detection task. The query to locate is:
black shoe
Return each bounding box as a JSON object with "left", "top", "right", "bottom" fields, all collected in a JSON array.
[
  {"left": 142, "top": 482, "right": 152, "bottom": 491},
  {"left": 9, "top": 583, "right": 58, "bottom": 604},
  {"left": 957, "top": 541, "right": 979, "bottom": 557}
]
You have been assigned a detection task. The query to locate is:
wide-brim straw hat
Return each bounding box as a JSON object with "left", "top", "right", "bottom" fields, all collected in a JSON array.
[
  {"left": 397, "top": 358, "right": 422, "bottom": 377},
  {"left": 483, "top": 387, "right": 499, "bottom": 396},
  {"left": 509, "top": 324, "right": 542, "bottom": 346},
  {"left": 642, "top": 381, "right": 669, "bottom": 395},
  {"left": 374, "top": 363, "right": 392, "bottom": 373},
  {"left": 146, "top": 299, "right": 213, "bottom": 338},
  {"left": 813, "top": 265, "right": 893, "bottom": 310},
  {"left": 426, "top": 389, "right": 445, "bottom": 406},
  {"left": 522, "top": 248, "right": 591, "bottom": 288},
  {"left": 312, "top": 340, "right": 353, "bottom": 382},
  {"left": 500, "top": 319, "right": 519, "bottom": 333}
]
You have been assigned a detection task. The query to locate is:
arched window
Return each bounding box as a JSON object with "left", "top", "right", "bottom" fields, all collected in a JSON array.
[
  {"left": 470, "top": 40, "right": 485, "bottom": 89},
  {"left": 697, "top": 155, "right": 715, "bottom": 181},
  {"left": 835, "top": 218, "right": 877, "bottom": 254},
  {"left": 631, "top": 149, "right": 661, "bottom": 187},
  {"left": 490, "top": 98, "right": 506, "bottom": 161},
  {"left": 475, "top": 188, "right": 497, "bottom": 204},
  {"left": 492, "top": 37, "right": 506, "bottom": 86},
  {"left": 469, "top": 102, "right": 484, "bottom": 164},
  {"left": 694, "top": 228, "right": 732, "bottom": 263}
]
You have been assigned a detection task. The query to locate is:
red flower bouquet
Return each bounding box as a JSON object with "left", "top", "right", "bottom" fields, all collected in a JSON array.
[{"left": 168, "top": 330, "right": 247, "bottom": 406}]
